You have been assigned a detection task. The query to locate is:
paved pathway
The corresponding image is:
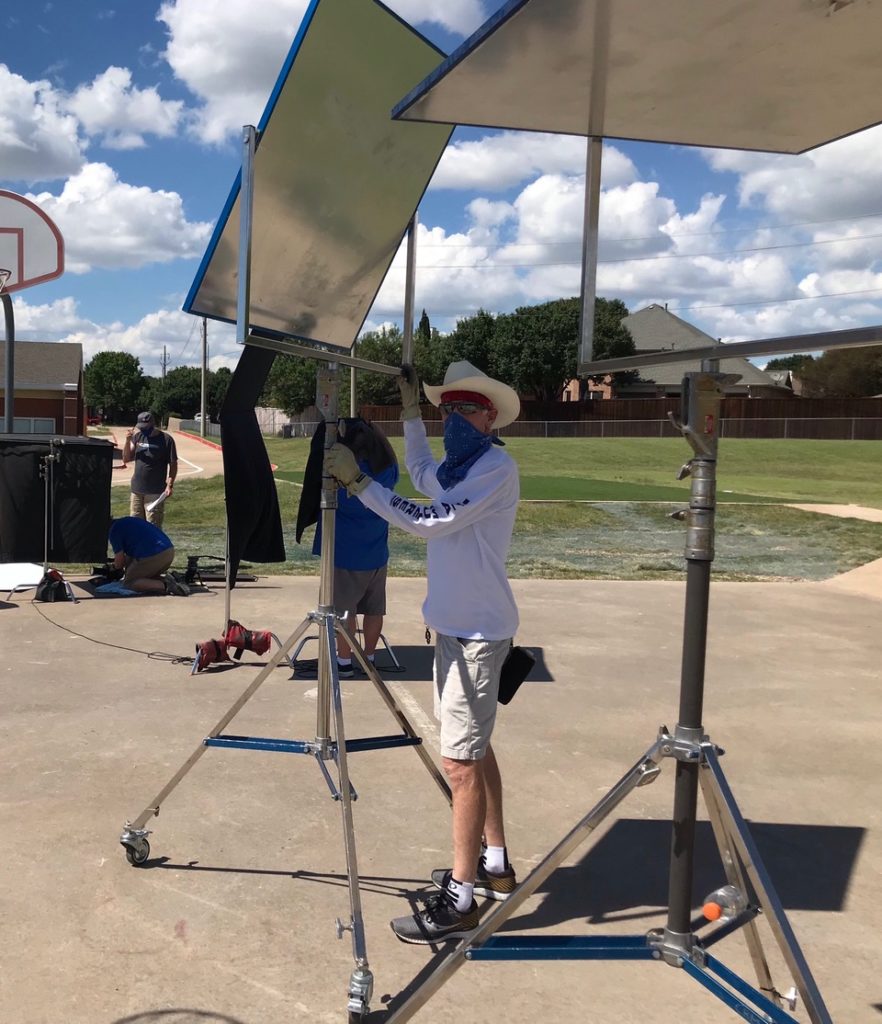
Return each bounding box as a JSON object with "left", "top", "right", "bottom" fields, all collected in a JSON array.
[{"left": 105, "top": 426, "right": 225, "bottom": 487}]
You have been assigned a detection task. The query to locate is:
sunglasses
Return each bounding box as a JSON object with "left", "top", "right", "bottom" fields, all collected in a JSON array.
[{"left": 439, "top": 401, "right": 489, "bottom": 416}]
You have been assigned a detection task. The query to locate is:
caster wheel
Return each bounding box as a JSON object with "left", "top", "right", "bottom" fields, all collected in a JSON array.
[{"left": 125, "top": 839, "right": 150, "bottom": 866}]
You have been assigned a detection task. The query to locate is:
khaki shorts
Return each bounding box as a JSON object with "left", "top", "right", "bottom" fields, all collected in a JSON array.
[
  {"left": 334, "top": 565, "right": 387, "bottom": 616},
  {"left": 123, "top": 547, "right": 174, "bottom": 585},
  {"left": 433, "top": 632, "right": 511, "bottom": 761},
  {"left": 130, "top": 491, "right": 166, "bottom": 529}
]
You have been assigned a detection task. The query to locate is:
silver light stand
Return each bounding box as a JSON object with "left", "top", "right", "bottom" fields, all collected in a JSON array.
[
  {"left": 117, "top": 360, "right": 451, "bottom": 1021},
  {"left": 1, "top": 268, "right": 14, "bottom": 434},
  {"left": 39, "top": 438, "right": 62, "bottom": 572},
  {"left": 120, "top": 126, "right": 450, "bottom": 1020},
  {"left": 384, "top": 371, "right": 832, "bottom": 1024}
]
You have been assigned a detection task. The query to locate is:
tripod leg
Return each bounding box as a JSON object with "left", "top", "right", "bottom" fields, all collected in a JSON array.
[
  {"left": 384, "top": 738, "right": 667, "bottom": 1024},
  {"left": 699, "top": 765, "right": 780, "bottom": 1004},
  {"left": 122, "top": 616, "right": 314, "bottom": 832},
  {"left": 701, "top": 744, "right": 833, "bottom": 1024},
  {"left": 379, "top": 631, "right": 401, "bottom": 670},
  {"left": 337, "top": 621, "right": 452, "bottom": 805},
  {"left": 324, "top": 620, "right": 373, "bottom": 1018}
]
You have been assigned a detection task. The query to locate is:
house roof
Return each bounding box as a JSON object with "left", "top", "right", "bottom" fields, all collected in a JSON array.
[
  {"left": 621, "top": 305, "right": 780, "bottom": 387},
  {"left": 0, "top": 340, "right": 83, "bottom": 391}
]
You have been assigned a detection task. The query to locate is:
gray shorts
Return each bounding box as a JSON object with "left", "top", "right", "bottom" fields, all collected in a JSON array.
[
  {"left": 334, "top": 565, "right": 387, "bottom": 616},
  {"left": 433, "top": 632, "right": 511, "bottom": 761}
]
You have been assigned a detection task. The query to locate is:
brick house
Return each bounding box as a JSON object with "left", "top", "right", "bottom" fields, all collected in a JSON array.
[
  {"left": 565, "top": 304, "right": 791, "bottom": 400},
  {"left": 0, "top": 340, "right": 85, "bottom": 434}
]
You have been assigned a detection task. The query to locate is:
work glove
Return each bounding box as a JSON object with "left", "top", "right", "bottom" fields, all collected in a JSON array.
[
  {"left": 398, "top": 364, "right": 422, "bottom": 421},
  {"left": 325, "top": 444, "right": 372, "bottom": 495}
]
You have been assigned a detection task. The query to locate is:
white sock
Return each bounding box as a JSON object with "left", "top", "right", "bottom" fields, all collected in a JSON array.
[
  {"left": 337, "top": 658, "right": 351, "bottom": 667},
  {"left": 484, "top": 845, "right": 508, "bottom": 874},
  {"left": 445, "top": 876, "right": 474, "bottom": 912}
]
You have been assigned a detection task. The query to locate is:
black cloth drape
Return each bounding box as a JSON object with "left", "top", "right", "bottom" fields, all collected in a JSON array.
[
  {"left": 295, "top": 421, "right": 325, "bottom": 544},
  {"left": 219, "top": 345, "right": 286, "bottom": 585},
  {"left": 0, "top": 434, "right": 113, "bottom": 562}
]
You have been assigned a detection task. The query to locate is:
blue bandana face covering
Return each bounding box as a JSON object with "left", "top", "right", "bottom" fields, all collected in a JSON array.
[{"left": 436, "top": 412, "right": 504, "bottom": 490}]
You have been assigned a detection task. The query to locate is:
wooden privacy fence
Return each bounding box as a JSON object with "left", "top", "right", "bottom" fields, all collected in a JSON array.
[
  {"left": 268, "top": 417, "right": 882, "bottom": 441},
  {"left": 361, "top": 396, "right": 882, "bottom": 423}
]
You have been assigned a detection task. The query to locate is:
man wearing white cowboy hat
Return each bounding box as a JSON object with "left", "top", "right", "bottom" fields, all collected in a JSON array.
[{"left": 326, "top": 359, "right": 521, "bottom": 944}]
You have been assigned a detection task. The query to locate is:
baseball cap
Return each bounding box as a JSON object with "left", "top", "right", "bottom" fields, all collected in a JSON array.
[{"left": 136, "top": 411, "right": 155, "bottom": 427}]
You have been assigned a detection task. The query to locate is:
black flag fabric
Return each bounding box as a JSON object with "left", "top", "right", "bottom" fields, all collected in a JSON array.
[{"left": 219, "top": 345, "right": 286, "bottom": 585}]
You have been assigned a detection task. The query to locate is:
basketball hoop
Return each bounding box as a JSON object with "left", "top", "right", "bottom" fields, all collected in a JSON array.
[{"left": 0, "top": 269, "right": 11, "bottom": 293}]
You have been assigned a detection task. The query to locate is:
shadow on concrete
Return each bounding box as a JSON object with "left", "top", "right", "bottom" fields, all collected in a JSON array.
[
  {"left": 110, "top": 1011, "right": 247, "bottom": 1024},
  {"left": 498, "top": 817, "right": 864, "bottom": 932},
  {"left": 353, "top": 644, "right": 554, "bottom": 684},
  {"left": 143, "top": 859, "right": 428, "bottom": 902}
]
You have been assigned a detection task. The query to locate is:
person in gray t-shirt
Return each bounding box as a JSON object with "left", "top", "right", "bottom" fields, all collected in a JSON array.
[{"left": 123, "top": 411, "right": 178, "bottom": 529}]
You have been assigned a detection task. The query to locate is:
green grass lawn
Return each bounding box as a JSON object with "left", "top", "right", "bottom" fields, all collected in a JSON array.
[
  {"left": 115, "top": 435, "right": 882, "bottom": 583},
  {"left": 267, "top": 435, "right": 882, "bottom": 506}
]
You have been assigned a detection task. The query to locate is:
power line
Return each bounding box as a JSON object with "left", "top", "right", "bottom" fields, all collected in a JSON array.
[
  {"left": 417, "top": 209, "right": 882, "bottom": 248},
  {"left": 411, "top": 230, "right": 882, "bottom": 270},
  {"left": 667, "top": 286, "right": 882, "bottom": 312},
  {"left": 417, "top": 285, "right": 882, "bottom": 318}
]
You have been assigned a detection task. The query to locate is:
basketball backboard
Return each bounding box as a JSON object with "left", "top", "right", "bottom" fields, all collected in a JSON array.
[{"left": 0, "top": 190, "right": 64, "bottom": 294}]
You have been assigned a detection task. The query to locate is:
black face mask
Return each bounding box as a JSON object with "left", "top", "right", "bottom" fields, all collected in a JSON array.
[{"left": 138, "top": 425, "right": 154, "bottom": 436}]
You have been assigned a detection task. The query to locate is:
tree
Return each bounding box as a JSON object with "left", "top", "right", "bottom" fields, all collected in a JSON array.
[
  {"left": 262, "top": 354, "right": 318, "bottom": 415},
  {"left": 84, "top": 351, "right": 144, "bottom": 422},
  {"left": 798, "top": 346, "right": 882, "bottom": 398},
  {"left": 209, "top": 367, "right": 232, "bottom": 418},
  {"left": 139, "top": 376, "right": 167, "bottom": 423},
  {"left": 765, "top": 354, "right": 815, "bottom": 373},
  {"left": 441, "top": 308, "right": 497, "bottom": 374},
  {"left": 415, "top": 309, "right": 431, "bottom": 344},
  {"left": 355, "top": 326, "right": 404, "bottom": 405},
  {"left": 490, "top": 296, "right": 635, "bottom": 402},
  {"left": 162, "top": 366, "right": 203, "bottom": 419}
]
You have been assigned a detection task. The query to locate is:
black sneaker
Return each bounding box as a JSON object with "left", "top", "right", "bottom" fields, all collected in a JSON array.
[
  {"left": 164, "top": 573, "right": 190, "bottom": 597},
  {"left": 291, "top": 661, "right": 353, "bottom": 679},
  {"left": 431, "top": 858, "right": 517, "bottom": 902},
  {"left": 390, "top": 891, "right": 479, "bottom": 945}
]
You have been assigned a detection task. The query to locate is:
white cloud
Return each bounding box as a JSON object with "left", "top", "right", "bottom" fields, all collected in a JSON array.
[
  {"left": 660, "top": 194, "right": 726, "bottom": 255},
  {"left": 157, "top": 0, "right": 489, "bottom": 145},
  {"left": 705, "top": 124, "right": 882, "bottom": 223},
  {"left": 372, "top": 221, "right": 521, "bottom": 322},
  {"left": 385, "top": 0, "right": 488, "bottom": 35},
  {"left": 158, "top": 0, "right": 307, "bottom": 145},
  {"left": 14, "top": 294, "right": 239, "bottom": 375},
  {"left": 0, "top": 64, "right": 84, "bottom": 183},
  {"left": 65, "top": 66, "right": 184, "bottom": 149},
  {"left": 431, "top": 133, "right": 637, "bottom": 192},
  {"left": 26, "top": 163, "right": 213, "bottom": 272}
]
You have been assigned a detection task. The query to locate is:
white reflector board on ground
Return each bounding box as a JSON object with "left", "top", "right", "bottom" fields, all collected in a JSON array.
[
  {"left": 394, "top": 0, "right": 882, "bottom": 155},
  {"left": 184, "top": 0, "right": 452, "bottom": 351}
]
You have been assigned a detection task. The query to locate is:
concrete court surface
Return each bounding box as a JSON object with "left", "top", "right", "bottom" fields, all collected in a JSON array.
[{"left": 1, "top": 570, "right": 881, "bottom": 1024}]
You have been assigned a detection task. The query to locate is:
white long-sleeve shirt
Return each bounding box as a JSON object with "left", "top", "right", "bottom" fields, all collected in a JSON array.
[{"left": 357, "top": 417, "right": 519, "bottom": 640}]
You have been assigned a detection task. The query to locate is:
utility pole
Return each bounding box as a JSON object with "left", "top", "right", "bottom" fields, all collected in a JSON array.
[
  {"left": 159, "top": 346, "right": 169, "bottom": 427},
  {"left": 200, "top": 317, "right": 208, "bottom": 438}
]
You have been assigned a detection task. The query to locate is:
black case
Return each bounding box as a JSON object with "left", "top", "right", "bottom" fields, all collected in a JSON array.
[{"left": 498, "top": 645, "right": 536, "bottom": 705}]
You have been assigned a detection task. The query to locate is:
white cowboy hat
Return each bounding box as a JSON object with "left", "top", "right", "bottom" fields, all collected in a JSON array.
[{"left": 423, "top": 360, "right": 520, "bottom": 429}]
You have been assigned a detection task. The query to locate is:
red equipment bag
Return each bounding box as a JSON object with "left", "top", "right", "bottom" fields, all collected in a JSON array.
[
  {"left": 193, "top": 638, "right": 230, "bottom": 673},
  {"left": 223, "top": 619, "right": 272, "bottom": 659}
]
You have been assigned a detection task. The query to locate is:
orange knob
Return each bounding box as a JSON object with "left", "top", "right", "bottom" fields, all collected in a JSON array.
[{"left": 703, "top": 901, "right": 723, "bottom": 921}]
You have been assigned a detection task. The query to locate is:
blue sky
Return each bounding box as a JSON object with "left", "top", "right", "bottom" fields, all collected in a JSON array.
[{"left": 3, "top": 0, "right": 882, "bottom": 376}]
